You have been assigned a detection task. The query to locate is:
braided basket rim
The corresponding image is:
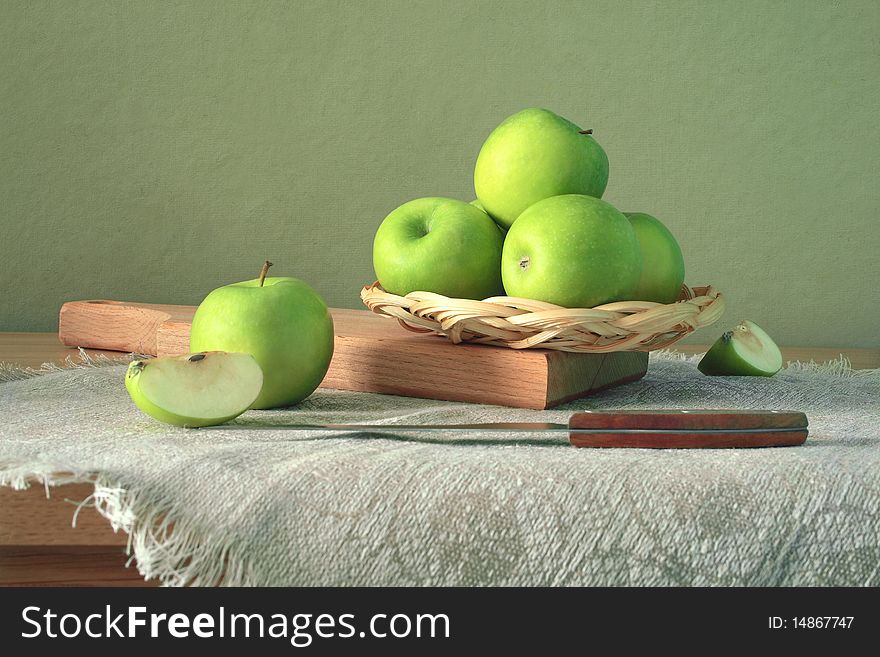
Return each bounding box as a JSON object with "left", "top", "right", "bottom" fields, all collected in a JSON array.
[{"left": 360, "top": 282, "right": 725, "bottom": 353}]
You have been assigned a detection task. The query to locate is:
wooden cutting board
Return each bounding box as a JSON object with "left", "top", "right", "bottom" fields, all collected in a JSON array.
[{"left": 58, "top": 300, "right": 648, "bottom": 409}]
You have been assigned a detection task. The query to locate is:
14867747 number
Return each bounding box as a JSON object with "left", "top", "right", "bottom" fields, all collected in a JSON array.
[{"left": 769, "top": 617, "right": 854, "bottom": 630}]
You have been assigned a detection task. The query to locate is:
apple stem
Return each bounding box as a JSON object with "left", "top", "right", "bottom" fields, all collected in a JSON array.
[
  {"left": 258, "top": 260, "right": 273, "bottom": 287},
  {"left": 579, "top": 129, "right": 593, "bottom": 135}
]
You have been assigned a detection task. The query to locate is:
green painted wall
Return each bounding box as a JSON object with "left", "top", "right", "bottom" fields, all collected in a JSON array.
[{"left": 1, "top": 1, "right": 878, "bottom": 348}]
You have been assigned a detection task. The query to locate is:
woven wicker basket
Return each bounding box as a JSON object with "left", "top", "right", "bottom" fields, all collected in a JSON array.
[{"left": 360, "top": 282, "right": 724, "bottom": 353}]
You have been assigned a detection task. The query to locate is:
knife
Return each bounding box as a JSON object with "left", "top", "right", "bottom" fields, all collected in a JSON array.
[{"left": 207, "top": 410, "right": 808, "bottom": 448}]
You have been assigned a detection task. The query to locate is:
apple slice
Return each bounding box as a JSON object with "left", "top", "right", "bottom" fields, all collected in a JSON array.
[
  {"left": 698, "top": 320, "right": 783, "bottom": 377},
  {"left": 125, "top": 352, "right": 263, "bottom": 427}
]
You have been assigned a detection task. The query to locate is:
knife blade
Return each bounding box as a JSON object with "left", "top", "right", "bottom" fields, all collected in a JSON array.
[{"left": 205, "top": 410, "right": 808, "bottom": 449}]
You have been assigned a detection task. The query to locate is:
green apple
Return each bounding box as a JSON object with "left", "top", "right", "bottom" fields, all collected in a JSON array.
[
  {"left": 625, "top": 212, "right": 686, "bottom": 303},
  {"left": 501, "top": 194, "right": 641, "bottom": 307},
  {"left": 373, "top": 197, "right": 504, "bottom": 298},
  {"left": 471, "top": 199, "right": 507, "bottom": 237},
  {"left": 470, "top": 198, "right": 487, "bottom": 213},
  {"left": 698, "top": 320, "right": 783, "bottom": 376},
  {"left": 189, "top": 262, "right": 335, "bottom": 409},
  {"left": 474, "top": 108, "right": 609, "bottom": 229},
  {"left": 125, "top": 352, "right": 263, "bottom": 427}
]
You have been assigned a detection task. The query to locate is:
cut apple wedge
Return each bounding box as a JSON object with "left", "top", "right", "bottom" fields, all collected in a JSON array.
[
  {"left": 125, "top": 352, "right": 263, "bottom": 427},
  {"left": 698, "top": 320, "right": 783, "bottom": 377}
]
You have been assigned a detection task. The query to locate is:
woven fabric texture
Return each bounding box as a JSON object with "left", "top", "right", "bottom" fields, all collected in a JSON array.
[{"left": 1, "top": 352, "right": 878, "bottom": 586}]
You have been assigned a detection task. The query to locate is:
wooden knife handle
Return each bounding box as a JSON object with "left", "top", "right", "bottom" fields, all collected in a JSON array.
[{"left": 568, "top": 410, "right": 808, "bottom": 449}]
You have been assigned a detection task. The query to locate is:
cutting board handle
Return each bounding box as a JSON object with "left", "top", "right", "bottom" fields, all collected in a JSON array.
[{"left": 59, "top": 300, "right": 195, "bottom": 355}]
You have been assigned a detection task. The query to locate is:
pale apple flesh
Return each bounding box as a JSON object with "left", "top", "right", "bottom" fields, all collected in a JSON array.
[
  {"left": 125, "top": 352, "right": 263, "bottom": 427},
  {"left": 698, "top": 321, "right": 783, "bottom": 377}
]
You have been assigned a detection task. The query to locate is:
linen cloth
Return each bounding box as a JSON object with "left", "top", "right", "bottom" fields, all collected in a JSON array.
[{"left": 1, "top": 351, "right": 878, "bottom": 586}]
